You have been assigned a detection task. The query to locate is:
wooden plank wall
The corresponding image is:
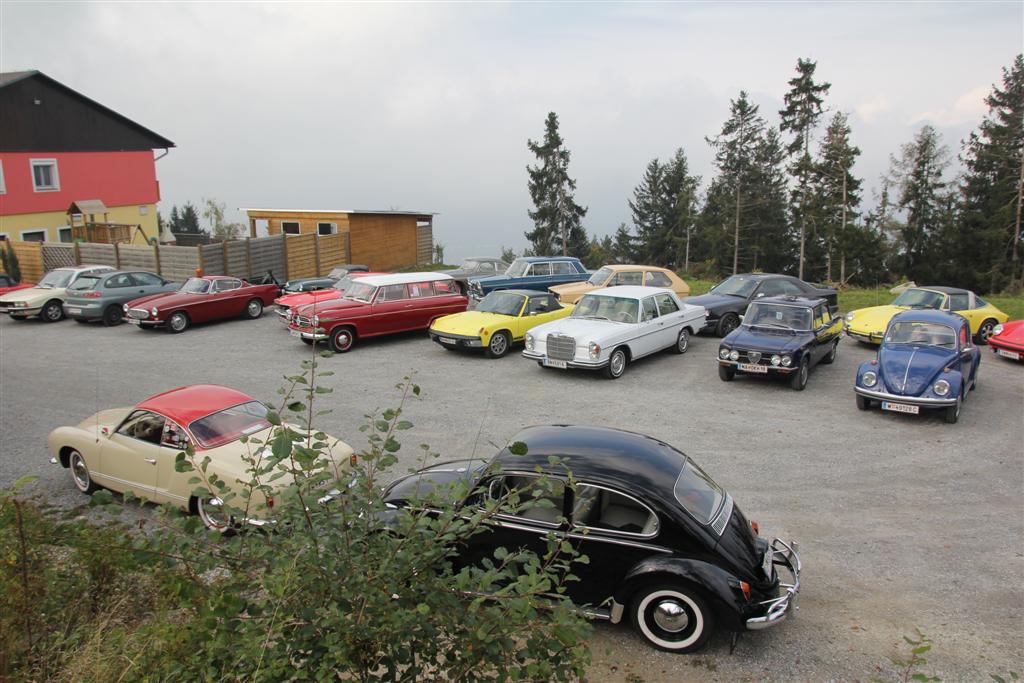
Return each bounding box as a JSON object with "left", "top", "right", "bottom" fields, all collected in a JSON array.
[
  {"left": 8, "top": 241, "right": 44, "bottom": 283},
  {"left": 118, "top": 245, "right": 158, "bottom": 271},
  {"left": 159, "top": 246, "right": 201, "bottom": 281},
  {"left": 349, "top": 215, "right": 417, "bottom": 271},
  {"left": 318, "top": 233, "right": 347, "bottom": 275},
  {"left": 285, "top": 234, "right": 318, "bottom": 279},
  {"left": 199, "top": 243, "right": 225, "bottom": 276},
  {"left": 416, "top": 224, "right": 433, "bottom": 265},
  {"left": 78, "top": 243, "right": 117, "bottom": 266},
  {"left": 250, "top": 235, "right": 285, "bottom": 281}
]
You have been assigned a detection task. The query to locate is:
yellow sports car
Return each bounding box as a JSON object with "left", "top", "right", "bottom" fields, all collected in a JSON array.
[
  {"left": 845, "top": 286, "right": 1008, "bottom": 344},
  {"left": 549, "top": 264, "right": 690, "bottom": 304},
  {"left": 429, "top": 289, "right": 573, "bottom": 358}
]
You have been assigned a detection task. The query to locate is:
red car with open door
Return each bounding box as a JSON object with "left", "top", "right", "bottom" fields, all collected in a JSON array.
[{"left": 123, "top": 275, "right": 280, "bottom": 333}]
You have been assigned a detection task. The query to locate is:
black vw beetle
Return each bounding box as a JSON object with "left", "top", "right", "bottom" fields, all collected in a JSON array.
[{"left": 382, "top": 425, "right": 800, "bottom": 652}]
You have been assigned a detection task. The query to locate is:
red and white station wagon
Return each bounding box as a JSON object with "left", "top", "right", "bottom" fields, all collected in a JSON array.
[{"left": 287, "top": 272, "right": 468, "bottom": 352}]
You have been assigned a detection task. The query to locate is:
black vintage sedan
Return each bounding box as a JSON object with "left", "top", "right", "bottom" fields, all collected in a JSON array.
[
  {"left": 382, "top": 425, "right": 801, "bottom": 653},
  {"left": 685, "top": 273, "right": 838, "bottom": 337},
  {"left": 718, "top": 296, "right": 843, "bottom": 390}
]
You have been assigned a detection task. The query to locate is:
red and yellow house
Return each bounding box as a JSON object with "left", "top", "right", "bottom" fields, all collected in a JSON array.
[{"left": 0, "top": 71, "right": 174, "bottom": 244}]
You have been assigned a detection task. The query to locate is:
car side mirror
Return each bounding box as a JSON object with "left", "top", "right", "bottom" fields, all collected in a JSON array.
[
  {"left": 101, "top": 427, "right": 110, "bottom": 436},
  {"left": 755, "top": 292, "right": 765, "bottom": 298}
]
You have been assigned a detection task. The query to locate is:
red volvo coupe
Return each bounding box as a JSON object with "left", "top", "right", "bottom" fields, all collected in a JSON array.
[
  {"left": 287, "top": 273, "right": 467, "bottom": 352},
  {"left": 124, "top": 276, "right": 280, "bottom": 333},
  {"left": 274, "top": 271, "right": 390, "bottom": 322},
  {"left": 988, "top": 320, "right": 1024, "bottom": 362}
]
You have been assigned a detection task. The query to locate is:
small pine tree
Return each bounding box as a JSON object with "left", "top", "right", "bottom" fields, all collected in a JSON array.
[{"left": 3, "top": 242, "right": 22, "bottom": 282}]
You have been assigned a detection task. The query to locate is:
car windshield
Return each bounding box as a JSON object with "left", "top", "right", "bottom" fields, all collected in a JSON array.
[
  {"left": 505, "top": 259, "right": 530, "bottom": 278},
  {"left": 476, "top": 291, "right": 525, "bottom": 316},
  {"left": 884, "top": 321, "right": 957, "bottom": 348},
  {"left": 344, "top": 282, "right": 376, "bottom": 302},
  {"left": 181, "top": 278, "right": 211, "bottom": 294},
  {"left": 572, "top": 294, "right": 638, "bottom": 323},
  {"left": 188, "top": 400, "right": 271, "bottom": 449},
  {"left": 463, "top": 259, "right": 486, "bottom": 270},
  {"left": 38, "top": 270, "right": 74, "bottom": 289},
  {"left": 744, "top": 302, "right": 811, "bottom": 331},
  {"left": 673, "top": 459, "right": 725, "bottom": 525},
  {"left": 893, "top": 289, "right": 945, "bottom": 309},
  {"left": 328, "top": 267, "right": 348, "bottom": 279},
  {"left": 587, "top": 267, "right": 612, "bottom": 286},
  {"left": 332, "top": 276, "right": 358, "bottom": 292},
  {"left": 68, "top": 275, "right": 101, "bottom": 291},
  {"left": 711, "top": 275, "right": 758, "bottom": 298}
]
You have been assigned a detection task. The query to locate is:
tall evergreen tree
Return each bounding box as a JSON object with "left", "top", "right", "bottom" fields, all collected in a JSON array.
[
  {"left": 661, "top": 148, "right": 701, "bottom": 270},
  {"left": 745, "top": 127, "right": 794, "bottom": 273},
  {"left": 179, "top": 202, "right": 204, "bottom": 234},
  {"left": 612, "top": 223, "right": 637, "bottom": 263},
  {"left": 168, "top": 205, "right": 182, "bottom": 233},
  {"left": 525, "top": 112, "right": 588, "bottom": 257},
  {"left": 812, "top": 112, "right": 862, "bottom": 282},
  {"left": 629, "top": 158, "right": 668, "bottom": 264},
  {"left": 959, "top": 54, "right": 1024, "bottom": 291},
  {"left": 779, "top": 58, "right": 831, "bottom": 279}
]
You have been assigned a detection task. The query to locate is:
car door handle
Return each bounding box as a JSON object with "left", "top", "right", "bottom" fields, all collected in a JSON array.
[
  {"left": 145, "top": 458, "right": 157, "bottom": 465},
  {"left": 404, "top": 304, "right": 414, "bottom": 308}
]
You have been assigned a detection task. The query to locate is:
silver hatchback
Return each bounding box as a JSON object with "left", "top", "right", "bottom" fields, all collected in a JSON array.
[{"left": 63, "top": 271, "right": 179, "bottom": 326}]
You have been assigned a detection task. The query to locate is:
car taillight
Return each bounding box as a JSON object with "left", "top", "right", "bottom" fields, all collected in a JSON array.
[
  {"left": 740, "top": 581, "right": 751, "bottom": 601},
  {"left": 266, "top": 497, "right": 274, "bottom": 509},
  {"left": 83, "top": 291, "right": 102, "bottom": 298},
  {"left": 750, "top": 520, "right": 759, "bottom": 535},
  {"left": 350, "top": 453, "right": 358, "bottom": 467}
]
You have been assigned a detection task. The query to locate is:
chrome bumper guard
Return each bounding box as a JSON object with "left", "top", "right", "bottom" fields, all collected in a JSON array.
[
  {"left": 854, "top": 386, "right": 957, "bottom": 406},
  {"left": 747, "top": 539, "right": 801, "bottom": 631}
]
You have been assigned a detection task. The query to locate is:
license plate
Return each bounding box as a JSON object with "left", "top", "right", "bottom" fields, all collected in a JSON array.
[
  {"left": 882, "top": 401, "right": 919, "bottom": 415},
  {"left": 290, "top": 329, "right": 303, "bottom": 338},
  {"left": 543, "top": 358, "right": 567, "bottom": 369},
  {"left": 997, "top": 349, "right": 1020, "bottom": 360},
  {"left": 66, "top": 307, "right": 82, "bottom": 315},
  {"left": 738, "top": 363, "right": 768, "bottom": 373},
  {"left": 438, "top": 337, "right": 457, "bottom": 345}
]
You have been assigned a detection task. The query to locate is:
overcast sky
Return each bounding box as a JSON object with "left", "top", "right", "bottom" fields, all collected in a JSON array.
[{"left": 2, "top": 2, "right": 1020, "bottom": 261}]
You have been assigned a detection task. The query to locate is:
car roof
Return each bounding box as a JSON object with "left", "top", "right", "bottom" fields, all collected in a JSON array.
[
  {"left": 890, "top": 309, "right": 968, "bottom": 328},
  {"left": 513, "top": 256, "right": 580, "bottom": 263},
  {"left": 55, "top": 264, "right": 115, "bottom": 272},
  {"left": 604, "top": 264, "right": 670, "bottom": 273},
  {"left": 137, "top": 384, "right": 256, "bottom": 426},
  {"left": 918, "top": 285, "right": 970, "bottom": 295},
  {"left": 755, "top": 295, "right": 826, "bottom": 307},
  {"left": 582, "top": 285, "right": 674, "bottom": 300},
  {"left": 351, "top": 272, "right": 454, "bottom": 287}
]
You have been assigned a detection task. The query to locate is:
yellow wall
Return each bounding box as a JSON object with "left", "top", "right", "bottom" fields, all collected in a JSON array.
[{"left": 0, "top": 204, "right": 158, "bottom": 244}]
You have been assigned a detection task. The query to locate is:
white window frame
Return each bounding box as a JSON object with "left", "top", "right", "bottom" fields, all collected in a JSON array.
[
  {"left": 30, "top": 158, "right": 60, "bottom": 192},
  {"left": 281, "top": 221, "right": 300, "bottom": 235},
  {"left": 0, "top": 160, "right": 6, "bottom": 194},
  {"left": 57, "top": 227, "right": 73, "bottom": 243},
  {"left": 138, "top": 205, "right": 149, "bottom": 216},
  {"left": 20, "top": 229, "right": 47, "bottom": 242},
  {"left": 317, "top": 222, "right": 337, "bottom": 235}
]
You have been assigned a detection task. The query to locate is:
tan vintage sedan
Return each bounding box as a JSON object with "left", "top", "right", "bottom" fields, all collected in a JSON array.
[
  {"left": 47, "top": 384, "right": 353, "bottom": 530},
  {"left": 549, "top": 264, "right": 690, "bottom": 304},
  {"left": 0, "top": 264, "right": 115, "bottom": 321}
]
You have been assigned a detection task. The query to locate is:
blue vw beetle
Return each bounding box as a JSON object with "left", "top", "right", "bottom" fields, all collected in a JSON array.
[{"left": 854, "top": 310, "right": 980, "bottom": 424}]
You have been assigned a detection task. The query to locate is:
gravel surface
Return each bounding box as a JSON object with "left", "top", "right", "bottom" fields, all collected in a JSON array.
[{"left": 1, "top": 312, "right": 1021, "bottom": 681}]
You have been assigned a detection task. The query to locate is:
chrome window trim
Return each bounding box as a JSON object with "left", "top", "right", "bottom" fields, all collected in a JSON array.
[
  {"left": 488, "top": 471, "right": 567, "bottom": 529},
  {"left": 570, "top": 481, "right": 660, "bottom": 540},
  {"left": 565, "top": 531, "right": 672, "bottom": 555}
]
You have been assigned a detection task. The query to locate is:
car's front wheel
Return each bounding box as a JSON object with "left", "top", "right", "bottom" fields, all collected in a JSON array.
[
  {"left": 329, "top": 326, "right": 356, "bottom": 353},
  {"left": 631, "top": 584, "right": 714, "bottom": 653},
  {"left": 718, "top": 365, "right": 734, "bottom": 382},
  {"left": 42, "top": 299, "right": 64, "bottom": 322},
  {"left": 68, "top": 449, "right": 98, "bottom": 494},
  {"left": 167, "top": 312, "right": 190, "bottom": 333},
  {"left": 485, "top": 331, "right": 511, "bottom": 359},
  {"left": 944, "top": 395, "right": 962, "bottom": 424},
  {"left": 790, "top": 358, "right": 809, "bottom": 391},
  {"left": 603, "top": 348, "right": 628, "bottom": 379},
  {"left": 856, "top": 394, "right": 871, "bottom": 411}
]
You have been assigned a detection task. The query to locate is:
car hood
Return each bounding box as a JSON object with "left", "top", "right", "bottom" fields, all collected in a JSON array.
[
  {"left": 76, "top": 408, "right": 132, "bottom": 437},
  {"left": 276, "top": 289, "right": 341, "bottom": 308},
  {"left": 531, "top": 316, "right": 632, "bottom": 341},
  {"left": 383, "top": 459, "right": 488, "bottom": 505},
  {"left": 430, "top": 311, "right": 515, "bottom": 335},
  {"left": 295, "top": 297, "right": 370, "bottom": 318},
  {"left": 878, "top": 345, "right": 954, "bottom": 396},
  {"left": 471, "top": 274, "right": 515, "bottom": 286},
  {"left": 846, "top": 305, "right": 905, "bottom": 334},
  {"left": 0, "top": 286, "right": 65, "bottom": 304},
  {"left": 683, "top": 293, "right": 743, "bottom": 313},
  {"left": 993, "top": 320, "right": 1024, "bottom": 345},
  {"left": 723, "top": 326, "right": 810, "bottom": 353},
  {"left": 125, "top": 290, "right": 195, "bottom": 309},
  {"left": 549, "top": 281, "right": 597, "bottom": 297}
]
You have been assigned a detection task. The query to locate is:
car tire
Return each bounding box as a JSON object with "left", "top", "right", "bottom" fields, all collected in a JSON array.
[
  {"left": 603, "top": 347, "right": 628, "bottom": 379},
  {"left": 42, "top": 299, "right": 64, "bottom": 322},
  {"left": 976, "top": 318, "right": 998, "bottom": 345},
  {"left": 790, "top": 358, "right": 809, "bottom": 391},
  {"left": 192, "top": 495, "right": 231, "bottom": 532},
  {"left": 820, "top": 340, "right": 838, "bottom": 365},
  {"left": 301, "top": 337, "right": 314, "bottom": 346},
  {"left": 631, "top": 584, "right": 714, "bottom": 653},
  {"left": 329, "top": 326, "right": 356, "bottom": 353},
  {"left": 718, "top": 365, "right": 735, "bottom": 382},
  {"left": 74, "top": 318, "right": 91, "bottom": 325},
  {"left": 245, "top": 298, "right": 263, "bottom": 319},
  {"left": 672, "top": 328, "right": 690, "bottom": 354},
  {"left": 167, "top": 312, "right": 190, "bottom": 333},
  {"left": 856, "top": 394, "right": 871, "bottom": 411},
  {"left": 944, "top": 395, "right": 962, "bottom": 424},
  {"left": 485, "top": 331, "right": 511, "bottom": 359},
  {"left": 715, "top": 313, "right": 739, "bottom": 338},
  {"left": 68, "top": 450, "right": 98, "bottom": 494},
  {"left": 102, "top": 304, "right": 123, "bottom": 327}
]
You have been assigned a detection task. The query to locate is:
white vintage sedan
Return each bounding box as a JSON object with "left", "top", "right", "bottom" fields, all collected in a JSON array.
[
  {"left": 47, "top": 384, "right": 354, "bottom": 530},
  {"left": 522, "top": 286, "right": 707, "bottom": 379}
]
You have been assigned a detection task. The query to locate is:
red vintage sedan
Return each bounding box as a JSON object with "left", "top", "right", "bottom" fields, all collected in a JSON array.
[
  {"left": 124, "top": 276, "right": 280, "bottom": 333},
  {"left": 288, "top": 273, "right": 467, "bottom": 352},
  {"left": 274, "top": 271, "right": 390, "bottom": 322},
  {"left": 0, "top": 273, "right": 33, "bottom": 297},
  {"left": 989, "top": 320, "right": 1024, "bottom": 362}
]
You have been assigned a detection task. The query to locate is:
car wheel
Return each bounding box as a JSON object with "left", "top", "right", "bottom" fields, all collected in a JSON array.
[
  {"left": 715, "top": 313, "right": 739, "bottom": 337},
  {"left": 102, "top": 304, "right": 123, "bottom": 327},
  {"left": 301, "top": 337, "right": 314, "bottom": 346},
  {"left": 820, "top": 340, "right": 838, "bottom": 365},
  {"left": 971, "top": 366, "right": 979, "bottom": 391},
  {"left": 245, "top": 298, "right": 263, "bottom": 319},
  {"left": 167, "top": 312, "right": 190, "bottom": 333},
  {"left": 194, "top": 495, "right": 231, "bottom": 532},
  {"left": 856, "top": 394, "right": 871, "bottom": 411},
  {"left": 790, "top": 358, "right": 809, "bottom": 391},
  {"left": 976, "top": 318, "right": 998, "bottom": 345},
  {"left": 68, "top": 450, "right": 98, "bottom": 494},
  {"left": 718, "top": 364, "right": 735, "bottom": 382},
  {"left": 672, "top": 328, "right": 690, "bottom": 354},
  {"left": 603, "top": 348, "right": 627, "bottom": 379},
  {"left": 631, "top": 584, "right": 714, "bottom": 653},
  {"left": 74, "top": 318, "right": 91, "bottom": 325},
  {"left": 944, "top": 395, "right": 962, "bottom": 424},
  {"left": 485, "top": 331, "right": 511, "bottom": 359},
  {"left": 330, "top": 326, "right": 356, "bottom": 353},
  {"left": 42, "top": 299, "right": 64, "bottom": 322}
]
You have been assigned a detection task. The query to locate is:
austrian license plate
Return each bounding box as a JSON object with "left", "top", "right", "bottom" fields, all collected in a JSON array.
[
  {"left": 66, "top": 307, "right": 82, "bottom": 315},
  {"left": 882, "top": 401, "right": 920, "bottom": 415},
  {"left": 543, "top": 358, "right": 567, "bottom": 369},
  {"left": 997, "top": 349, "right": 1021, "bottom": 360},
  {"left": 438, "top": 337, "right": 457, "bottom": 345},
  {"left": 290, "top": 329, "right": 304, "bottom": 338},
  {"left": 738, "top": 363, "right": 768, "bottom": 373},
  {"left": 127, "top": 318, "right": 140, "bottom": 325}
]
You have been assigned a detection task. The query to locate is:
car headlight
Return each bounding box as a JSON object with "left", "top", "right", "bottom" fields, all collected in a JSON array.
[
  {"left": 525, "top": 333, "right": 534, "bottom": 351},
  {"left": 123, "top": 304, "right": 129, "bottom": 312},
  {"left": 719, "top": 348, "right": 730, "bottom": 359},
  {"left": 933, "top": 379, "right": 950, "bottom": 396},
  {"left": 588, "top": 341, "right": 601, "bottom": 360},
  {"left": 781, "top": 355, "right": 792, "bottom": 367},
  {"left": 771, "top": 354, "right": 781, "bottom": 366},
  {"left": 14, "top": 301, "right": 27, "bottom": 308},
  {"left": 729, "top": 350, "right": 739, "bottom": 361},
  {"left": 845, "top": 311, "right": 855, "bottom": 322},
  {"left": 150, "top": 307, "right": 159, "bottom": 317},
  {"left": 863, "top": 371, "right": 877, "bottom": 387},
  {"left": 992, "top": 324, "right": 1004, "bottom": 336}
]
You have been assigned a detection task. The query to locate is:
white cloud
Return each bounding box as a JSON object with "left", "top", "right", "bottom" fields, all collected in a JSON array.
[
  {"left": 911, "top": 85, "right": 991, "bottom": 126},
  {"left": 855, "top": 95, "right": 892, "bottom": 123}
]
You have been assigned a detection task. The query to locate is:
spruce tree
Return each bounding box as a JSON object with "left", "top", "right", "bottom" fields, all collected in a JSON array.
[
  {"left": 612, "top": 223, "right": 637, "bottom": 263},
  {"left": 779, "top": 58, "right": 831, "bottom": 279},
  {"left": 812, "top": 112, "right": 862, "bottom": 282},
  {"left": 745, "top": 127, "right": 794, "bottom": 274},
  {"left": 168, "top": 205, "right": 181, "bottom": 234},
  {"left": 525, "top": 112, "right": 588, "bottom": 257},
  {"left": 661, "top": 148, "right": 701, "bottom": 271},
  {"left": 629, "top": 159, "right": 667, "bottom": 264},
  {"left": 180, "top": 202, "right": 203, "bottom": 234}
]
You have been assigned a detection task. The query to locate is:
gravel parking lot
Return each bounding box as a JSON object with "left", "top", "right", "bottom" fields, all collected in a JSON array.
[{"left": 1, "top": 312, "right": 1021, "bottom": 681}]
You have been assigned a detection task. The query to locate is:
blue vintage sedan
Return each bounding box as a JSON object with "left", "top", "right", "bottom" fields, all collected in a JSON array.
[
  {"left": 854, "top": 310, "right": 980, "bottom": 424},
  {"left": 468, "top": 257, "right": 589, "bottom": 299}
]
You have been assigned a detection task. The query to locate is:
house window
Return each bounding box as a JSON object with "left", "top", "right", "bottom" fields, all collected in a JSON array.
[
  {"left": 0, "top": 160, "right": 6, "bottom": 194},
  {"left": 58, "top": 227, "right": 72, "bottom": 243},
  {"left": 139, "top": 205, "right": 149, "bottom": 216},
  {"left": 281, "top": 221, "right": 300, "bottom": 235},
  {"left": 21, "top": 229, "right": 46, "bottom": 242},
  {"left": 30, "top": 159, "right": 60, "bottom": 192},
  {"left": 317, "top": 222, "right": 337, "bottom": 235}
]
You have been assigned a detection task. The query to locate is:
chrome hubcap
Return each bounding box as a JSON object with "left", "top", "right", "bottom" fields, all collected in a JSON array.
[
  {"left": 200, "top": 497, "right": 228, "bottom": 529},
  {"left": 336, "top": 332, "right": 351, "bottom": 350},
  {"left": 652, "top": 600, "right": 689, "bottom": 633},
  {"left": 71, "top": 454, "right": 89, "bottom": 489},
  {"left": 171, "top": 315, "right": 186, "bottom": 331},
  {"left": 611, "top": 353, "right": 625, "bottom": 375},
  {"left": 679, "top": 332, "right": 688, "bottom": 351}
]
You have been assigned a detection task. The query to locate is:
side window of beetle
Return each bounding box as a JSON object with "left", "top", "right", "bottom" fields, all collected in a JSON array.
[
  {"left": 572, "top": 484, "right": 658, "bottom": 536},
  {"left": 488, "top": 475, "right": 566, "bottom": 525}
]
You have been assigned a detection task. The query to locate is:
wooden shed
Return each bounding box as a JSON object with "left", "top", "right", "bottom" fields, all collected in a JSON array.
[{"left": 241, "top": 208, "right": 434, "bottom": 271}]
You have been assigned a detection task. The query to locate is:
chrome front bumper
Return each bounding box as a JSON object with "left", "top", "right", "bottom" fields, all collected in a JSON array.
[
  {"left": 854, "top": 386, "right": 957, "bottom": 406},
  {"left": 522, "top": 349, "right": 608, "bottom": 369},
  {"left": 845, "top": 328, "right": 882, "bottom": 343},
  {"left": 747, "top": 539, "right": 801, "bottom": 631}
]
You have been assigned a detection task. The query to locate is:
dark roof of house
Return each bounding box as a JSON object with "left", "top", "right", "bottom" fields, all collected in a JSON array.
[{"left": 0, "top": 70, "right": 174, "bottom": 151}]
